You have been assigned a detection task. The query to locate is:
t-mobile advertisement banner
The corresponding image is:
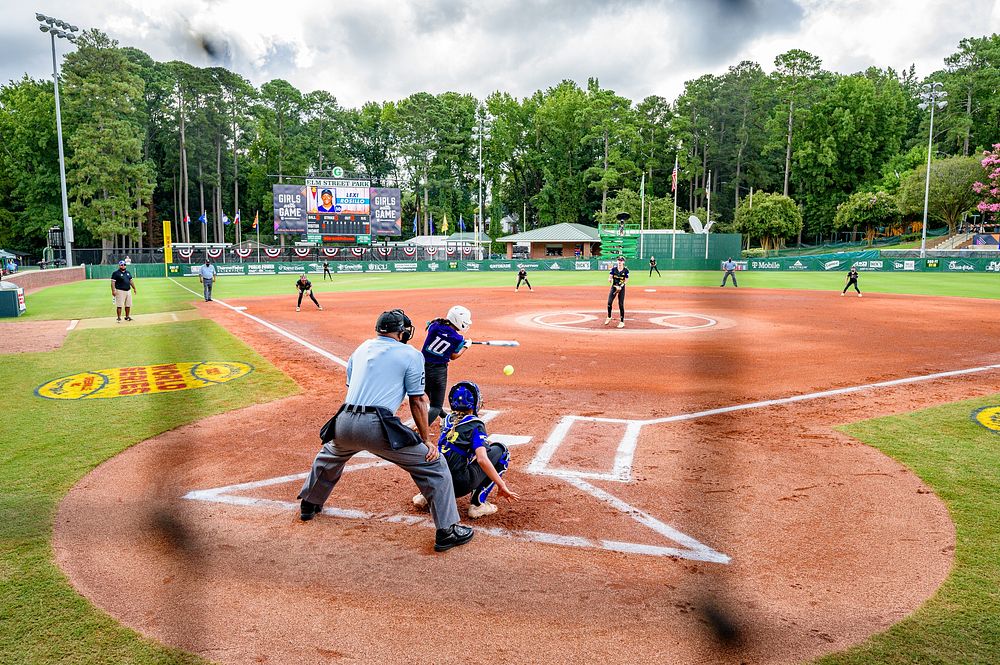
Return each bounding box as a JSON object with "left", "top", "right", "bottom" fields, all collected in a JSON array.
[
  {"left": 272, "top": 185, "right": 307, "bottom": 234},
  {"left": 369, "top": 187, "right": 402, "bottom": 236}
]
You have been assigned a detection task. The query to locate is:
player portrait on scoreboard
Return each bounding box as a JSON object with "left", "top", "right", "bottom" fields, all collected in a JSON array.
[{"left": 317, "top": 189, "right": 335, "bottom": 213}]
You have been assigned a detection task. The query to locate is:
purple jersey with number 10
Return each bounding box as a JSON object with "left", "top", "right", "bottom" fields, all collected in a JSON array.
[{"left": 421, "top": 321, "right": 465, "bottom": 365}]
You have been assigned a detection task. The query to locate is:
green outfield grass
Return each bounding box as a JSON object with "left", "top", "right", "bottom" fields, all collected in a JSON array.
[
  {"left": 3, "top": 270, "right": 1000, "bottom": 664},
  {"left": 819, "top": 397, "right": 1000, "bottom": 664},
  {"left": 0, "top": 320, "right": 297, "bottom": 664},
  {"left": 13, "top": 269, "right": 1000, "bottom": 321}
]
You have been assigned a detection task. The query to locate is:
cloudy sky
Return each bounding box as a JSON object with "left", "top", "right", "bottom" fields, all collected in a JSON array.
[{"left": 5, "top": 0, "right": 999, "bottom": 107}]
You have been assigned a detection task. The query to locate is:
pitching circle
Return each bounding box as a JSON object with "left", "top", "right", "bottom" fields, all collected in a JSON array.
[{"left": 519, "top": 310, "right": 729, "bottom": 334}]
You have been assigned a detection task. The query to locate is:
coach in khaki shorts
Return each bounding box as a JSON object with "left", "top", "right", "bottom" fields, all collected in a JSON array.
[{"left": 111, "top": 260, "right": 136, "bottom": 322}]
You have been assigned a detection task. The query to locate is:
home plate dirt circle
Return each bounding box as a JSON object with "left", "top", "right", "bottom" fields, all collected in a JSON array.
[{"left": 520, "top": 309, "right": 733, "bottom": 333}]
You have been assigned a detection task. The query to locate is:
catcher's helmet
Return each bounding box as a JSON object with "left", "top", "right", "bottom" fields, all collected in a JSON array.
[
  {"left": 448, "top": 380, "right": 482, "bottom": 414},
  {"left": 446, "top": 305, "right": 472, "bottom": 332},
  {"left": 375, "top": 309, "right": 415, "bottom": 344}
]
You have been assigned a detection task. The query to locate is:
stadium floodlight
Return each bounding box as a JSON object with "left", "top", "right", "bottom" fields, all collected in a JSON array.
[
  {"left": 35, "top": 12, "right": 80, "bottom": 267},
  {"left": 918, "top": 82, "right": 948, "bottom": 259}
]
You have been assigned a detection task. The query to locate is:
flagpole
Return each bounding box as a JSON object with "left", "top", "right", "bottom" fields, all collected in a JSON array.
[
  {"left": 256, "top": 211, "right": 260, "bottom": 263},
  {"left": 705, "top": 170, "right": 712, "bottom": 261},
  {"left": 671, "top": 147, "right": 679, "bottom": 260},
  {"left": 639, "top": 172, "right": 645, "bottom": 259}
]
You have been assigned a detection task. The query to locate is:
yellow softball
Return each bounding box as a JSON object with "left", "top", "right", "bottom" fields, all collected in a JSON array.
[{"left": 503, "top": 365, "right": 514, "bottom": 376}]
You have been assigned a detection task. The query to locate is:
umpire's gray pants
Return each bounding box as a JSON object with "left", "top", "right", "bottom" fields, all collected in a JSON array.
[
  {"left": 202, "top": 279, "right": 213, "bottom": 300},
  {"left": 298, "top": 411, "right": 461, "bottom": 530}
]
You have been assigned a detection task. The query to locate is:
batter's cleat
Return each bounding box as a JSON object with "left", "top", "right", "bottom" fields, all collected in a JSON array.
[
  {"left": 296, "top": 307, "right": 300, "bottom": 312},
  {"left": 604, "top": 317, "right": 612, "bottom": 325},
  {"left": 299, "top": 500, "right": 322, "bottom": 521},
  {"left": 434, "top": 524, "right": 474, "bottom": 551},
  {"left": 617, "top": 321, "right": 625, "bottom": 328},
  {"left": 412, "top": 493, "right": 428, "bottom": 510},
  {"left": 468, "top": 501, "right": 498, "bottom": 519}
]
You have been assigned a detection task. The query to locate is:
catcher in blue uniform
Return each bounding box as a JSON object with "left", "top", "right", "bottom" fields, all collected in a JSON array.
[{"left": 413, "top": 381, "right": 520, "bottom": 518}]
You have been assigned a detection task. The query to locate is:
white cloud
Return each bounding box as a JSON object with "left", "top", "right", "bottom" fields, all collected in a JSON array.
[{"left": 2, "top": 0, "right": 997, "bottom": 106}]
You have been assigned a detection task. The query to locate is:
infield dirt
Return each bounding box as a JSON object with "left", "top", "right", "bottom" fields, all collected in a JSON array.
[{"left": 54, "top": 286, "right": 1000, "bottom": 664}]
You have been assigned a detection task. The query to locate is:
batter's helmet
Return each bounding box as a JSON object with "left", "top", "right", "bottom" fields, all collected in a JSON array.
[
  {"left": 446, "top": 305, "right": 472, "bottom": 332},
  {"left": 448, "top": 380, "right": 482, "bottom": 414},
  {"left": 375, "top": 309, "right": 415, "bottom": 344}
]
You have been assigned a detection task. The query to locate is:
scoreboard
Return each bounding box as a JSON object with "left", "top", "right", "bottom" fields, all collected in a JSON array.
[
  {"left": 272, "top": 178, "right": 401, "bottom": 237},
  {"left": 306, "top": 178, "right": 371, "bottom": 236}
]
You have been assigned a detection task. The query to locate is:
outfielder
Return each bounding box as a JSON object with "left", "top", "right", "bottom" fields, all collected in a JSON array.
[
  {"left": 421, "top": 305, "right": 472, "bottom": 423},
  {"left": 413, "top": 381, "right": 520, "bottom": 519},
  {"left": 605, "top": 256, "right": 628, "bottom": 328},
  {"left": 295, "top": 274, "right": 323, "bottom": 311}
]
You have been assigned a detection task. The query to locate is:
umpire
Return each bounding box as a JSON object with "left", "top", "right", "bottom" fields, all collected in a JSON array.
[{"left": 298, "top": 309, "right": 474, "bottom": 552}]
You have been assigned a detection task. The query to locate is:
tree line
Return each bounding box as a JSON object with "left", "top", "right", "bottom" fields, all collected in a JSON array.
[{"left": 3, "top": 29, "right": 1000, "bottom": 257}]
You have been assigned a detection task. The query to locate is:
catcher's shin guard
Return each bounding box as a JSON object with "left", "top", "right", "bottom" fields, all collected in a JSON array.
[{"left": 472, "top": 444, "right": 510, "bottom": 506}]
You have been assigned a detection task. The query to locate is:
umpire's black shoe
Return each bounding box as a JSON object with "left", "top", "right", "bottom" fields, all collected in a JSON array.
[
  {"left": 434, "top": 524, "right": 474, "bottom": 552},
  {"left": 300, "top": 500, "right": 322, "bottom": 521}
]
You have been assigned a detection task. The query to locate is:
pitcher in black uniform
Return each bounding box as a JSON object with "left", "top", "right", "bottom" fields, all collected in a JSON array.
[
  {"left": 649, "top": 255, "right": 661, "bottom": 277},
  {"left": 412, "top": 381, "right": 520, "bottom": 519},
  {"left": 295, "top": 274, "right": 323, "bottom": 311},
  {"left": 842, "top": 266, "right": 862, "bottom": 297},
  {"left": 605, "top": 256, "right": 628, "bottom": 328}
]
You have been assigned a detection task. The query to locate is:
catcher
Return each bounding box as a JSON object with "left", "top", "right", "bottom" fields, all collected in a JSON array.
[
  {"left": 413, "top": 381, "right": 519, "bottom": 519},
  {"left": 421, "top": 305, "right": 472, "bottom": 423}
]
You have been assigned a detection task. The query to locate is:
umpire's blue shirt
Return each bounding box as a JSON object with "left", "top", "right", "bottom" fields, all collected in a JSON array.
[{"left": 345, "top": 335, "right": 426, "bottom": 411}]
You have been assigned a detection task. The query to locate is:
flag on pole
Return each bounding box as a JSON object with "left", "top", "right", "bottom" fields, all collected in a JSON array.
[
  {"left": 442, "top": 214, "right": 449, "bottom": 234},
  {"left": 671, "top": 164, "right": 678, "bottom": 192},
  {"left": 640, "top": 173, "right": 645, "bottom": 198},
  {"left": 252, "top": 211, "right": 258, "bottom": 229},
  {"left": 430, "top": 212, "right": 435, "bottom": 235},
  {"left": 459, "top": 215, "right": 466, "bottom": 232},
  {"left": 235, "top": 211, "right": 241, "bottom": 226},
  {"left": 222, "top": 213, "right": 231, "bottom": 226},
  {"left": 706, "top": 172, "right": 711, "bottom": 201},
  {"left": 412, "top": 211, "right": 418, "bottom": 236},
  {"left": 184, "top": 213, "right": 191, "bottom": 225},
  {"left": 198, "top": 211, "right": 207, "bottom": 224}
]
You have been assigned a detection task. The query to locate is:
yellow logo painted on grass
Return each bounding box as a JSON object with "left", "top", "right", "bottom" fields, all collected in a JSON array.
[
  {"left": 972, "top": 406, "right": 1000, "bottom": 434},
  {"left": 35, "top": 361, "right": 253, "bottom": 400}
]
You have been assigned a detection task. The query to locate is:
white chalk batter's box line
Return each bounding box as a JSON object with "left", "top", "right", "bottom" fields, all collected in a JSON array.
[{"left": 168, "top": 279, "right": 1000, "bottom": 564}]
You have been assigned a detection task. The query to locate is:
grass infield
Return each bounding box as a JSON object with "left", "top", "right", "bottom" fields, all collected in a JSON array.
[
  {"left": 0, "top": 320, "right": 297, "bottom": 664},
  {"left": 1, "top": 273, "right": 999, "bottom": 663},
  {"left": 820, "top": 398, "right": 1000, "bottom": 664},
  {"left": 13, "top": 270, "right": 1000, "bottom": 321}
]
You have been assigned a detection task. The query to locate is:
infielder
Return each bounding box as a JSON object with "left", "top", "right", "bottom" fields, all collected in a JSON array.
[
  {"left": 322, "top": 260, "right": 332, "bottom": 280},
  {"left": 421, "top": 305, "right": 472, "bottom": 423},
  {"left": 413, "top": 381, "right": 520, "bottom": 519},
  {"left": 842, "top": 266, "right": 862, "bottom": 297},
  {"left": 295, "top": 274, "right": 323, "bottom": 311},
  {"left": 515, "top": 267, "right": 532, "bottom": 292},
  {"left": 649, "top": 255, "right": 661, "bottom": 277},
  {"left": 605, "top": 256, "right": 628, "bottom": 328}
]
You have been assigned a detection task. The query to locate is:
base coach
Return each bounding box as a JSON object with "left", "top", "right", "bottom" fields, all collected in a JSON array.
[{"left": 298, "top": 309, "right": 474, "bottom": 552}]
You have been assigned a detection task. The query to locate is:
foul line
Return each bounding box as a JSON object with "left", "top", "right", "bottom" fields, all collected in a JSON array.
[
  {"left": 168, "top": 278, "right": 348, "bottom": 368},
  {"left": 641, "top": 362, "right": 1000, "bottom": 426}
]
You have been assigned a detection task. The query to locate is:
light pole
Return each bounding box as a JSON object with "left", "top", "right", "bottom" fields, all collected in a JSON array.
[
  {"left": 36, "top": 13, "right": 79, "bottom": 267},
  {"left": 917, "top": 82, "right": 947, "bottom": 258}
]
